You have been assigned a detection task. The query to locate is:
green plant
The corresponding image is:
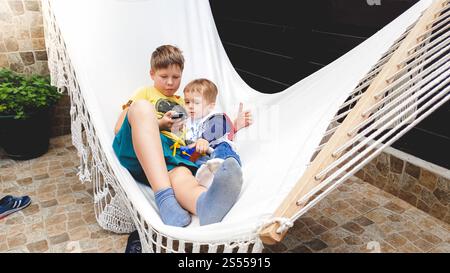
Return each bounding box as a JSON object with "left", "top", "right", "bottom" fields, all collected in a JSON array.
[{"left": 0, "top": 68, "right": 62, "bottom": 119}]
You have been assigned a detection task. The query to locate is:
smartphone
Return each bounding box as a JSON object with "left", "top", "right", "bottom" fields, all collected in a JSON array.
[{"left": 171, "top": 112, "right": 184, "bottom": 119}]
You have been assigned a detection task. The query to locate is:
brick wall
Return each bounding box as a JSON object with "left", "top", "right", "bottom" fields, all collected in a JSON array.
[
  {"left": 355, "top": 151, "right": 450, "bottom": 224},
  {"left": 49, "top": 93, "right": 71, "bottom": 137},
  {"left": 0, "top": 0, "right": 48, "bottom": 74},
  {"left": 0, "top": 0, "right": 70, "bottom": 136}
]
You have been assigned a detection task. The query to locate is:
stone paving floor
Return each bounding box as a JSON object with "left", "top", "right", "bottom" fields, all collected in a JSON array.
[
  {"left": 1, "top": 135, "right": 449, "bottom": 253},
  {"left": 264, "top": 178, "right": 450, "bottom": 253},
  {"left": 0, "top": 135, "right": 127, "bottom": 253}
]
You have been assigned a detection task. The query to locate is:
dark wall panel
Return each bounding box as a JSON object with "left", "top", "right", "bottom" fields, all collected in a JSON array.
[
  {"left": 314, "top": 0, "right": 417, "bottom": 34},
  {"left": 393, "top": 101, "right": 450, "bottom": 169},
  {"left": 209, "top": 0, "right": 449, "bottom": 169},
  {"left": 209, "top": 0, "right": 314, "bottom": 94}
]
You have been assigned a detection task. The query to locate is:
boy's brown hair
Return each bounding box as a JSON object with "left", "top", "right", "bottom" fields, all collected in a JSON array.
[
  {"left": 151, "top": 45, "right": 185, "bottom": 71},
  {"left": 183, "top": 78, "right": 218, "bottom": 104}
]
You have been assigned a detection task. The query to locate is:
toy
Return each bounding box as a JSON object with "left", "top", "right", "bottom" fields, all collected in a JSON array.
[{"left": 180, "top": 146, "right": 213, "bottom": 162}]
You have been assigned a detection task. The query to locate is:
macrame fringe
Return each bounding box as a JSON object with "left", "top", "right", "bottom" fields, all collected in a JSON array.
[{"left": 42, "top": 0, "right": 134, "bottom": 234}]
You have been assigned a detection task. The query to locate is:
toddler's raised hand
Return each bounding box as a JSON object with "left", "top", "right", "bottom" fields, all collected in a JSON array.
[{"left": 234, "top": 102, "right": 253, "bottom": 132}]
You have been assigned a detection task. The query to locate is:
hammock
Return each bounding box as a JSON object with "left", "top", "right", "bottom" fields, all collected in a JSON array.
[{"left": 42, "top": 0, "right": 449, "bottom": 252}]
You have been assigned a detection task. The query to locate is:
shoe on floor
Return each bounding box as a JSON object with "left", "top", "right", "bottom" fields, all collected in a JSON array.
[
  {"left": 125, "top": 230, "right": 142, "bottom": 253},
  {"left": 0, "top": 195, "right": 31, "bottom": 219}
]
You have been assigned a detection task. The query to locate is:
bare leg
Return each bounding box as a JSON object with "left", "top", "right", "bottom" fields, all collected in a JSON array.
[
  {"left": 127, "top": 100, "right": 191, "bottom": 227},
  {"left": 169, "top": 166, "right": 206, "bottom": 214},
  {"left": 127, "top": 100, "right": 170, "bottom": 191}
]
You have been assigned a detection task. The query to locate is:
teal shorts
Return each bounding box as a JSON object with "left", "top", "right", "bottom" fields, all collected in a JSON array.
[{"left": 112, "top": 114, "right": 198, "bottom": 185}]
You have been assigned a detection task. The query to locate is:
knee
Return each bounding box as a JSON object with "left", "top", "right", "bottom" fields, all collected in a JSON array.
[
  {"left": 169, "top": 167, "right": 196, "bottom": 189},
  {"left": 169, "top": 166, "right": 192, "bottom": 181},
  {"left": 128, "top": 100, "right": 156, "bottom": 121}
]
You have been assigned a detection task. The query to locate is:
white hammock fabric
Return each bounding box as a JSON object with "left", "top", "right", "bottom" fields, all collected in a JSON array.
[{"left": 42, "top": 0, "right": 448, "bottom": 252}]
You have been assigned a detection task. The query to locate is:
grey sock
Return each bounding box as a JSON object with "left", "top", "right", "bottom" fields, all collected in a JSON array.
[
  {"left": 154, "top": 187, "right": 191, "bottom": 227},
  {"left": 196, "top": 158, "right": 243, "bottom": 225}
]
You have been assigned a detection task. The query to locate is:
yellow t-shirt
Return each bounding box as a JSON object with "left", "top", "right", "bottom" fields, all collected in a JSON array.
[{"left": 128, "top": 86, "right": 184, "bottom": 119}]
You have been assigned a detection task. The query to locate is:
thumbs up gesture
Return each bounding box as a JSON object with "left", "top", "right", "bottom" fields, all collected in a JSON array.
[{"left": 234, "top": 102, "right": 253, "bottom": 132}]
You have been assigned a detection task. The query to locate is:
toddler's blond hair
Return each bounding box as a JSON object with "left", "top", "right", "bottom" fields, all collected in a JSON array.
[{"left": 183, "top": 78, "right": 218, "bottom": 104}]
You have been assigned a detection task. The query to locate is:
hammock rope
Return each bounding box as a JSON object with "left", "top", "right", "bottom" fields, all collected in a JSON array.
[{"left": 260, "top": 0, "right": 449, "bottom": 244}]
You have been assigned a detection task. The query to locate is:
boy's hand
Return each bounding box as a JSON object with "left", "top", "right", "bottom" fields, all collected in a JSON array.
[
  {"left": 195, "top": 138, "right": 209, "bottom": 154},
  {"left": 158, "top": 111, "right": 185, "bottom": 132},
  {"left": 234, "top": 102, "right": 253, "bottom": 132}
]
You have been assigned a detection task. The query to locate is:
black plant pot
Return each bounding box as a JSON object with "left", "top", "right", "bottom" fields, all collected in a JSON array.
[{"left": 0, "top": 109, "right": 51, "bottom": 160}]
